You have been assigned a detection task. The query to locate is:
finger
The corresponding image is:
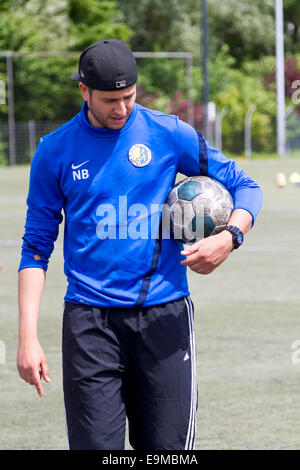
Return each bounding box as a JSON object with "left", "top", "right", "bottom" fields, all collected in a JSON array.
[
  {"left": 188, "top": 262, "right": 208, "bottom": 272},
  {"left": 24, "top": 371, "right": 43, "bottom": 396},
  {"left": 36, "top": 383, "right": 43, "bottom": 398},
  {"left": 41, "top": 360, "right": 51, "bottom": 383},
  {"left": 181, "top": 247, "right": 198, "bottom": 256},
  {"left": 180, "top": 252, "right": 204, "bottom": 265},
  {"left": 191, "top": 262, "right": 215, "bottom": 273},
  {"left": 29, "top": 368, "right": 43, "bottom": 397},
  {"left": 192, "top": 268, "right": 212, "bottom": 275},
  {"left": 33, "top": 374, "right": 43, "bottom": 398},
  {"left": 184, "top": 255, "right": 215, "bottom": 272}
]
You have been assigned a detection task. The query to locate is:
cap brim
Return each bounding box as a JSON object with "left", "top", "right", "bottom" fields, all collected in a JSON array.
[{"left": 70, "top": 72, "right": 80, "bottom": 81}]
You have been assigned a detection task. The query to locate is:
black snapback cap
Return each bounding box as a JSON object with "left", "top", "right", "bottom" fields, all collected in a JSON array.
[{"left": 71, "top": 39, "right": 138, "bottom": 91}]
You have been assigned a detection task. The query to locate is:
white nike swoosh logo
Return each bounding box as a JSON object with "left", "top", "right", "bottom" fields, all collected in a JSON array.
[{"left": 71, "top": 160, "right": 90, "bottom": 170}]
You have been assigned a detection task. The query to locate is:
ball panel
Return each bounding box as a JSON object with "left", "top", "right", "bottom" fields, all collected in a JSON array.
[
  {"left": 188, "top": 215, "right": 216, "bottom": 239},
  {"left": 178, "top": 181, "right": 203, "bottom": 201}
]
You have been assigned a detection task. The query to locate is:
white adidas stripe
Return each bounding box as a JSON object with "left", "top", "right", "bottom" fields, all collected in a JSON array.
[
  {"left": 184, "top": 296, "right": 197, "bottom": 450},
  {"left": 189, "top": 296, "right": 197, "bottom": 450},
  {"left": 184, "top": 296, "right": 194, "bottom": 449},
  {"left": 188, "top": 296, "right": 197, "bottom": 450}
]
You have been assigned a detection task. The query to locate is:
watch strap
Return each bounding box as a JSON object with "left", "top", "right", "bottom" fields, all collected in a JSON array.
[{"left": 225, "top": 225, "right": 244, "bottom": 250}]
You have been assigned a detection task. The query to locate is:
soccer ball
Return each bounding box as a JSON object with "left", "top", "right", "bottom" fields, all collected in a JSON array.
[
  {"left": 289, "top": 172, "right": 300, "bottom": 187},
  {"left": 165, "top": 175, "right": 233, "bottom": 244},
  {"left": 275, "top": 172, "right": 287, "bottom": 188}
]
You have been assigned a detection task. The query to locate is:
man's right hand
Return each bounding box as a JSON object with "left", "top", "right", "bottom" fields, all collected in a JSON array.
[{"left": 17, "top": 339, "right": 50, "bottom": 397}]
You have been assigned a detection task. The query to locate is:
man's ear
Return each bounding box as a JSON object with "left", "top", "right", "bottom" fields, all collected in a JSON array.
[{"left": 79, "top": 82, "right": 89, "bottom": 102}]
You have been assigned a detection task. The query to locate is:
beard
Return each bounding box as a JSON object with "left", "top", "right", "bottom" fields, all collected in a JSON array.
[{"left": 88, "top": 101, "right": 129, "bottom": 130}]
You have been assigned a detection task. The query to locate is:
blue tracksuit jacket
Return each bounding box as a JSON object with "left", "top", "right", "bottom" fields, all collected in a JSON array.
[{"left": 19, "top": 101, "right": 263, "bottom": 307}]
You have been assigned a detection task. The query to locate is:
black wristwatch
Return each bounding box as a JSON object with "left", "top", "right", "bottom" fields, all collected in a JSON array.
[{"left": 225, "top": 225, "right": 244, "bottom": 250}]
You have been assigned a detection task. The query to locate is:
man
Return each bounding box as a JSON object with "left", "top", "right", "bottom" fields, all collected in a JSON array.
[{"left": 17, "top": 39, "right": 263, "bottom": 450}]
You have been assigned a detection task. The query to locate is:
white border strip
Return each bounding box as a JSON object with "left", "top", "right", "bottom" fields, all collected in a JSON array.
[{"left": 184, "top": 296, "right": 197, "bottom": 450}]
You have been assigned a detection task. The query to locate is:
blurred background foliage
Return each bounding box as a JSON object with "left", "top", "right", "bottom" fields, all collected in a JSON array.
[{"left": 0, "top": 0, "right": 299, "bottom": 156}]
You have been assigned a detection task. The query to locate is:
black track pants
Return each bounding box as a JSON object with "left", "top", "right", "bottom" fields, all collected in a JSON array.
[{"left": 62, "top": 296, "right": 197, "bottom": 450}]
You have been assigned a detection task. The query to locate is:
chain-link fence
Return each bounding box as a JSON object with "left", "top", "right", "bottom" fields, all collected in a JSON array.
[
  {"left": 0, "top": 120, "right": 65, "bottom": 165},
  {"left": 286, "top": 113, "right": 300, "bottom": 156},
  {"left": 0, "top": 113, "right": 300, "bottom": 165}
]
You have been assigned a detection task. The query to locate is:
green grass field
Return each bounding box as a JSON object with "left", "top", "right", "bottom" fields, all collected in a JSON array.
[{"left": 0, "top": 158, "right": 300, "bottom": 450}]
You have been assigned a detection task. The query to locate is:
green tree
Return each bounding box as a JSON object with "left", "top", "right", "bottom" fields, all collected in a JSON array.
[
  {"left": 118, "top": 0, "right": 190, "bottom": 52},
  {"left": 118, "top": 0, "right": 199, "bottom": 105},
  {"left": 0, "top": 0, "right": 71, "bottom": 52},
  {"left": 0, "top": 0, "right": 132, "bottom": 122},
  {"left": 208, "top": 0, "right": 275, "bottom": 64},
  {"left": 68, "top": 0, "right": 132, "bottom": 50}
]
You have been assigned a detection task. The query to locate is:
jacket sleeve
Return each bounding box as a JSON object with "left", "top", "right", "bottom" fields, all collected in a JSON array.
[
  {"left": 18, "top": 138, "right": 64, "bottom": 271},
  {"left": 176, "top": 119, "right": 263, "bottom": 225}
]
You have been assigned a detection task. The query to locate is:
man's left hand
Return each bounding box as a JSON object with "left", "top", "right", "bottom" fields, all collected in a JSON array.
[{"left": 180, "top": 230, "right": 234, "bottom": 275}]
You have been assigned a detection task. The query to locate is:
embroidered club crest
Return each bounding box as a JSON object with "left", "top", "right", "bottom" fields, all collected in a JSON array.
[{"left": 128, "top": 144, "right": 152, "bottom": 167}]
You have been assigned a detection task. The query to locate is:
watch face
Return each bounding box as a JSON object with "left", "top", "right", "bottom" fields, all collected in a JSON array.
[{"left": 237, "top": 233, "right": 243, "bottom": 244}]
